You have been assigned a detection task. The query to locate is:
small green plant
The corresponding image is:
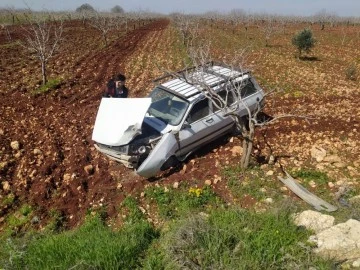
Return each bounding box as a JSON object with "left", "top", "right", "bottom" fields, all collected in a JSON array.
[
  {"left": 1, "top": 193, "right": 16, "bottom": 207},
  {"left": 292, "top": 169, "right": 329, "bottom": 185},
  {"left": 145, "top": 184, "right": 219, "bottom": 220},
  {"left": 292, "top": 29, "right": 316, "bottom": 57},
  {"left": 31, "top": 78, "right": 62, "bottom": 95},
  {"left": 121, "top": 196, "right": 145, "bottom": 223},
  {"left": 345, "top": 64, "right": 357, "bottom": 81}
]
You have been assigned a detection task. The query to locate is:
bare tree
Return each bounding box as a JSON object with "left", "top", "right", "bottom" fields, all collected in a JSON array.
[
  {"left": 20, "top": 12, "right": 63, "bottom": 85},
  {"left": 89, "top": 12, "right": 114, "bottom": 46},
  {"left": 259, "top": 15, "right": 279, "bottom": 47}
]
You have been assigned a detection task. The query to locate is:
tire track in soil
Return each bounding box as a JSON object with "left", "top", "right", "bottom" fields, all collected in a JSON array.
[{"left": 0, "top": 19, "right": 170, "bottom": 229}]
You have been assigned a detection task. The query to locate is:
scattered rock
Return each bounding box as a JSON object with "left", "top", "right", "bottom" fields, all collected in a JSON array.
[
  {"left": 0, "top": 129, "right": 4, "bottom": 135},
  {"left": 311, "top": 145, "right": 326, "bottom": 162},
  {"left": 63, "top": 173, "right": 71, "bottom": 182},
  {"left": 31, "top": 216, "right": 40, "bottom": 224},
  {"left": 309, "top": 180, "right": 316, "bottom": 188},
  {"left": 264, "top": 198, "right": 273, "bottom": 204},
  {"left": 349, "top": 195, "right": 360, "bottom": 206},
  {"left": 266, "top": 170, "right": 274, "bottom": 176},
  {"left": 327, "top": 182, "right": 335, "bottom": 188},
  {"left": 293, "top": 210, "right": 335, "bottom": 233},
  {"left": 230, "top": 146, "right": 242, "bottom": 156},
  {"left": 309, "top": 219, "right": 360, "bottom": 261},
  {"left": 353, "top": 258, "right": 360, "bottom": 268},
  {"left": 14, "top": 151, "right": 22, "bottom": 158},
  {"left": 204, "top": 179, "right": 212, "bottom": 186},
  {"left": 10, "top": 141, "right": 20, "bottom": 150},
  {"left": 140, "top": 192, "right": 145, "bottom": 197},
  {"left": 173, "top": 182, "right": 179, "bottom": 189},
  {"left": 180, "top": 164, "right": 187, "bottom": 174},
  {"left": 0, "top": 161, "right": 8, "bottom": 172},
  {"left": 323, "top": 155, "right": 341, "bottom": 164},
  {"left": 213, "top": 175, "right": 222, "bottom": 184},
  {"left": 334, "top": 162, "right": 346, "bottom": 168},
  {"left": 2, "top": 181, "right": 10, "bottom": 191},
  {"left": 84, "top": 164, "right": 94, "bottom": 175},
  {"left": 117, "top": 183, "right": 123, "bottom": 189},
  {"left": 259, "top": 187, "right": 267, "bottom": 193},
  {"left": 268, "top": 155, "right": 275, "bottom": 165},
  {"left": 33, "top": 148, "right": 43, "bottom": 155}
]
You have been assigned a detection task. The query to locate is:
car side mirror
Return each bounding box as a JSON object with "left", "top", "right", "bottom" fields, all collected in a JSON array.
[{"left": 182, "top": 121, "right": 191, "bottom": 129}]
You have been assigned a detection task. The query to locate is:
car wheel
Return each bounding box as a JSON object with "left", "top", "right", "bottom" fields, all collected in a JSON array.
[{"left": 160, "top": 156, "right": 179, "bottom": 171}]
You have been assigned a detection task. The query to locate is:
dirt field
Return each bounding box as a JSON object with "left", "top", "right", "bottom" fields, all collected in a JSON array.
[{"left": 0, "top": 18, "right": 359, "bottom": 230}]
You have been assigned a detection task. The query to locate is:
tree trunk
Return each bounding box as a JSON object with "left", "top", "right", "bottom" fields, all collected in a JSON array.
[
  {"left": 240, "top": 121, "right": 255, "bottom": 169},
  {"left": 41, "top": 60, "right": 47, "bottom": 85}
]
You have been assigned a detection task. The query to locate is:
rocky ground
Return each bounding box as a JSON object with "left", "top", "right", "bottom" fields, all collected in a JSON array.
[{"left": 0, "top": 18, "right": 359, "bottom": 231}]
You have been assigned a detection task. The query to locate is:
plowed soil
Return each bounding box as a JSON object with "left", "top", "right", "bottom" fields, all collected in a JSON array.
[{"left": 0, "top": 18, "right": 359, "bottom": 230}]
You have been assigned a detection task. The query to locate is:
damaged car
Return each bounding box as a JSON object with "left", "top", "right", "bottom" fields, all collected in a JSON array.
[{"left": 92, "top": 62, "right": 265, "bottom": 178}]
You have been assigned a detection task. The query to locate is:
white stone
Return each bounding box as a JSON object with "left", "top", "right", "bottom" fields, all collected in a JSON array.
[
  {"left": 327, "top": 182, "right": 335, "bottom": 188},
  {"left": 353, "top": 258, "right": 360, "bottom": 268},
  {"left": 266, "top": 170, "right": 274, "bottom": 176},
  {"left": 323, "top": 155, "right": 342, "bottom": 164},
  {"left": 311, "top": 145, "right": 327, "bottom": 162},
  {"left": 293, "top": 210, "right": 335, "bottom": 233},
  {"left": 10, "top": 141, "right": 20, "bottom": 150},
  {"left": 2, "top": 181, "right": 10, "bottom": 191},
  {"left": 311, "top": 219, "right": 360, "bottom": 261},
  {"left": 264, "top": 198, "right": 273, "bottom": 204},
  {"left": 231, "top": 146, "right": 242, "bottom": 156},
  {"left": 205, "top": 179, "right": 212, "bottom": 186},
  {"left": 173, "top": 182, "right": 179, "bottom": 189},
  {"left": 33, "top": 148, "right": 43, "bottom": 155}
]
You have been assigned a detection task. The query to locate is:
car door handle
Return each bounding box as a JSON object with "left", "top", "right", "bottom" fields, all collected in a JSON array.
[{"left": 205, "top": 118, "right": 214, "bottom": 123}]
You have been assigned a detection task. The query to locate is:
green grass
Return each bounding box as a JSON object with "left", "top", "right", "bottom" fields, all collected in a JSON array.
[
  {"left": 145, "top": 184, "right": 220, "bottom": 220},
  {"left": 224, "top": 165, "right": 282, "bottom": 203},
  {"left": 1, "top": 214, "right": 158, "bottom": 270},
  {"left": 31, "top": 78, "right": 62, "bottom": 95},
  {"left": 142, "top": 207, "right": 334, "bottom": 269}
]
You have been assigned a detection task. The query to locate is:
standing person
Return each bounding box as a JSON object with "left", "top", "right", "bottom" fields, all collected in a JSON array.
[{"left": 103, "top": 73, "right": 129, "bottom": 98}]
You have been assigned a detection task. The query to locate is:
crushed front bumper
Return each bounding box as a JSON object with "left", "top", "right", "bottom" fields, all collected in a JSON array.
[{"left": 94, "top": 144, "right": 139, "bottom": 168}]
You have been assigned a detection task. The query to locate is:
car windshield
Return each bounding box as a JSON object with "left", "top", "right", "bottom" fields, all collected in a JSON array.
[{"left": 148, "top": 87, "right": 189, "bottom": 126}]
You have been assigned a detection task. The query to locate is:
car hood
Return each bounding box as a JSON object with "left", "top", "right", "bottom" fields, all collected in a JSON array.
[{"left": 92, "top": 98, "right": 152, "bottom": 146}]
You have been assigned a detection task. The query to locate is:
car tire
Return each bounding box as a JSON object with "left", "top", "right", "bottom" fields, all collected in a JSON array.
[{"left": 160, "top": 156, "right": 179, "bottom": 171}]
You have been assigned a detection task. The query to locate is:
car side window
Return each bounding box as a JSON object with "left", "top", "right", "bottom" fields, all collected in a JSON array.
[
  {"left": 239, "top": 80, "right": 257, "bottom": 98},
  {"left": 187, "top": 99, "right": 210, "bottom": 124}
]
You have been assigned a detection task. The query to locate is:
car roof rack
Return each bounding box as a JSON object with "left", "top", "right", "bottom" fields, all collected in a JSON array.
[{"left": 153, "top": 61, "right": 251, "bottom": 100}]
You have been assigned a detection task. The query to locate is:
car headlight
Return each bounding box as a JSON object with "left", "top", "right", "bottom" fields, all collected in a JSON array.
[
  {"left": 130, "top": 144, "right": 148, "bottom": 155},
  {"left": 138, "top": 145, "right": 147, "bottom": 154}
]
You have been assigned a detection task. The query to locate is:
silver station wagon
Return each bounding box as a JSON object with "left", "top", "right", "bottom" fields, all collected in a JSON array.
[{"left": 92, "top": 62, "right": 265, "bottom": 178}]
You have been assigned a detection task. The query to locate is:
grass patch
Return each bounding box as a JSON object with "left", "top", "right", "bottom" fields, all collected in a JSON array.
[
  {"left": 291, "top": 168, "right": 331, "bottom": 197},
  {"left": 31, "top": 78, "right": 62, "bottom": 95},
  {"left": 0, "top": 214, "right": 158, "bottom": 269},
  {"left": 145, "top": 184, "right": 220, "bottom": 220},
  {"left": 224, "top": 165, "right": 282, "bottom": 203},
  {"left": 143, "top": 207, "right": 334, "bottom": 269}
]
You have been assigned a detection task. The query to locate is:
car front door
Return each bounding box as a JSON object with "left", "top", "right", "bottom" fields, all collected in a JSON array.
[{"left": 177, "top": 97, "right": 233, "bottom": 157}]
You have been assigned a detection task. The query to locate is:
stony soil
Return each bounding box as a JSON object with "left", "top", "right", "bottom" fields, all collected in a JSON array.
[{"left": 0, "top": 18, "right": 359, "bottom": 230}]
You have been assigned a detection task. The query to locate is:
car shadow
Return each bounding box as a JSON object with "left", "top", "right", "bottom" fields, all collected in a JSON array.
[{"left": 299, "top": 56, "right": 321, "bottom": 61}]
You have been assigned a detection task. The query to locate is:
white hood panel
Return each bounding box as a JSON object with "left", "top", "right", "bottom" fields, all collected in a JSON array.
[{"left": 92, "top": 98, "right": 152, "bottom": 146}]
